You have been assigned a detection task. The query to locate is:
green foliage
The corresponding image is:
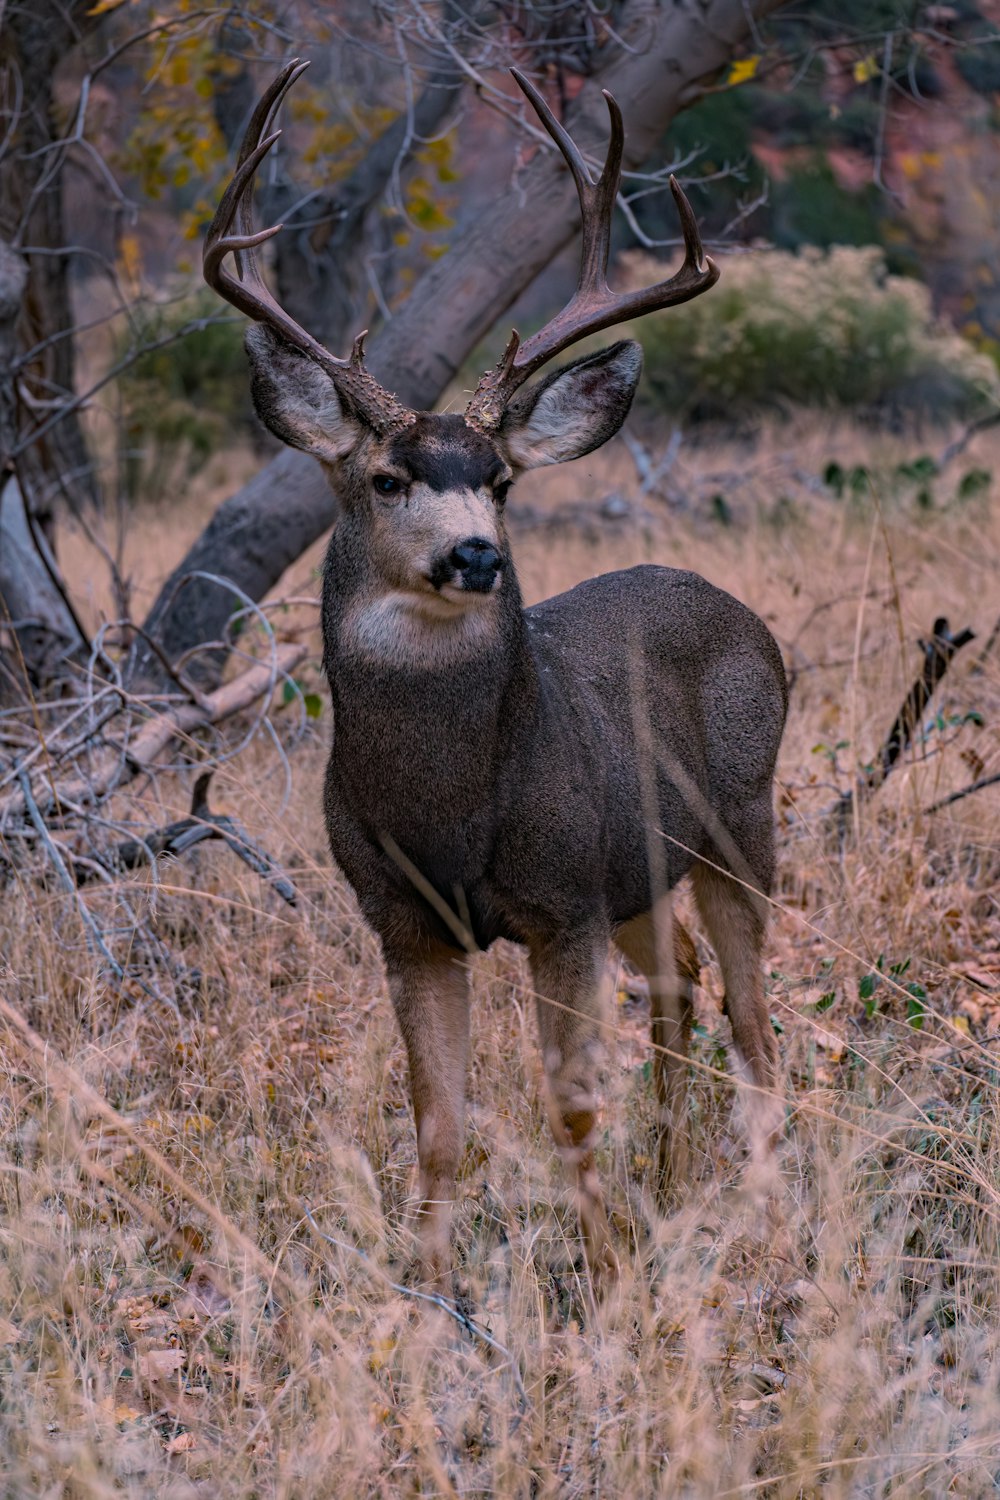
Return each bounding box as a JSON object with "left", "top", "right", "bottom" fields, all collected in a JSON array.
[
  {"left": 858, "top": 955, "right": 929, "bottom": 1025},
  {"left": 820, "top": 450, "right": 994, "bottom": 511},
  {"left": 957, "top": 466, "right": 992, "bottom": 498},
  {"left": 772, "top": 159, "right": 883, "bottom": 251},
  {"left": 282, "top": 679, "right": 323, "bottom": 720},
  {"left": 623, "top": 245, "right": 1000, "bottom": 422},
  {"left": 956, "top": 41, "right": 1000, "bottom": 96},
  {"left": 859, "top": 970, "right": 880, "bottom": 1016},
  {"left": 823, "top": 462, "right": 872, "bottom": 498},
  {"left": 115, "top": 290, "right": 251, "bottom": 502}
]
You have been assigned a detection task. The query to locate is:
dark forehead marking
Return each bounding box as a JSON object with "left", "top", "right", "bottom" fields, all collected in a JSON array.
[{"left": 387, "top": 414, "right": 505, "bottom": 493}]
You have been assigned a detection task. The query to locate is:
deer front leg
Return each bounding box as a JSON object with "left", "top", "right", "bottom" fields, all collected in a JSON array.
[
  {"left": 386, "top": 945, "right": 471, "bottom": 1287},
  {"left": 528, "top": 924, "right": 618, "bottom": 1296}
]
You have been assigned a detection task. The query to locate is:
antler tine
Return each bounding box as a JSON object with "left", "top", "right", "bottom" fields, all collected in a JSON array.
[
  {"left": 588, "top": 91, "right": 624, "bottom": 287},
  {"left": 204, "top": 60, "right": 308, "bottom": 316},
  {"left": 203, "top": 60, "right": 415, "bottom": 433},
  {"left": 233, "top": 60, "right": 311, "bottom": 291},
  {"left": 670, "top": 173, "right": 707, "bottom": 276},
  {"left": 510, "top": 68, "right": 592, "bottom": 204},
  {"left": 465, "top": 71, "right": 719, "bottom": 433},
  {"left": 511, "top": 69, "right": 623, "bottom": 297}
]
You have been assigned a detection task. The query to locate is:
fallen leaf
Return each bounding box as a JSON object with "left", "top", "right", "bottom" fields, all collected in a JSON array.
[
  {"left": 962, "top": 965, "right": 999, "bottom": 991},
  {"left": 137, "top": 1347, "right": 185, "bottom": 1382},
  {"left": 96, "top": 1395, "right": 144, "bottom": 1425}
]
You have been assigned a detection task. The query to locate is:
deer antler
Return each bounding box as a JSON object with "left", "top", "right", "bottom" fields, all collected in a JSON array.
[
  {"left": 464, "top": 69, "right": 720, "bottom": 433},
  {"left": 204, "top": 60, "right": 414, "bottom": 434}
]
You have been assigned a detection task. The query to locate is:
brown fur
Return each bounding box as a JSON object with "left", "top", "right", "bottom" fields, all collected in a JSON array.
[{"left": 246, "top": 329, "right": 789, "bottom": 1290}]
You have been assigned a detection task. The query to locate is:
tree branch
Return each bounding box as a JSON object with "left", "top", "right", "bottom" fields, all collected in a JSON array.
[{"left": 134, "top": 0, "right": 791, "bottom": 688}]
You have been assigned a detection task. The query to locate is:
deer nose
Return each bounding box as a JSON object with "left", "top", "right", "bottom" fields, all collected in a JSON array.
[{"left": 448, "top": 537, "right": 502, "bottom": 591}]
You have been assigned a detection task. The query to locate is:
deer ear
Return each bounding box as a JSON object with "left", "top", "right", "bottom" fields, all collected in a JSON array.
[
  {"left": 245, "top": 326, "right": 363, "bottom": 464},
  {"left": 497, "top": 339, "right": 642, "bottom": 471}
]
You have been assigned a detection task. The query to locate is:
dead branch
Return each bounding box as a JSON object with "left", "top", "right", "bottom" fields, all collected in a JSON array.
[
  {"left": 106, "top": 770, "right": 298, "bottom": 907},
  {"left": 17, "top": 765, "right": 127, "bottom": 982},
  {"left": 832, "top": 616, "right": 976, "bottom": 832},
  {"left": 936, "top": 409, "right": 1000, "bottom": 469},
  {"left": 0, "top": 640, "right": 307, "bottom": 827},
  {"left": 926, "top": 769, "right": 1000, "bottom": 815},
  {"left": 970, "top": 613, "right": 1000, "bottom": 677}
]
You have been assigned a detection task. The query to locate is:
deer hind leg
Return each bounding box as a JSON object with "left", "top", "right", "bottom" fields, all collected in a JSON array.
[
  {"left": 386, "top": 944, "right": 471, "bottom": 1287},
  {"left": 614, "top": 900, "right": 698, "bottom": 1203},
  {"left": 528, "top": 925, "right": 618, "bottom": 1295},
  {"left": 691, "top": 847, "right": 782, "bottom": 1166}
]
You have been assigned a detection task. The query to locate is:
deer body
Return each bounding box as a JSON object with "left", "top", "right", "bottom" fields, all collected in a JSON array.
[
  {"left": 206, "top": 62, "right": 788, "bottom": 1291},
  {"left": 316, "top": 419, "right": 786, "bottom": 1283},
  {"left": 324, "top": 538, "right": 785, "bottom": 956}
]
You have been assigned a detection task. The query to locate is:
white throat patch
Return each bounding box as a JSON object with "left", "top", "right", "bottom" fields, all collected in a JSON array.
[{"left": 340, "top": 589, "right": 499, "bottom": 669}]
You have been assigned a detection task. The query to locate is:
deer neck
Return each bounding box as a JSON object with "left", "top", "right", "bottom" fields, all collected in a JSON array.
[{"left": 322, "top": 529, "right": 538, "bottom": 830}]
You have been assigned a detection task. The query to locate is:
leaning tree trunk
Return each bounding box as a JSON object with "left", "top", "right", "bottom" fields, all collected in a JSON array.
[{"left": 137, "top": 0, "right": 791, "bottom": 687}]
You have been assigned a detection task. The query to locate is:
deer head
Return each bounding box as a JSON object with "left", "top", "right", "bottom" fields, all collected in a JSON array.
[{"left": 204, "top": 61, "right": 719, "bottom": 613}]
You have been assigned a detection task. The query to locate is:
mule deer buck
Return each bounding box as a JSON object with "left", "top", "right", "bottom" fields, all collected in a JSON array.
[{"left": 205, "top": 61, "right": 788, "bottom": 1291}]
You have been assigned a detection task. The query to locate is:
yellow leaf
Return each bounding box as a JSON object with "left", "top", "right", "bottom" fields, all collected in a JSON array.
[
  {"left": 951, "top": 1014, "right": 970, "bottom": 1035},
  {"left": 727, "top": 55, "right": 760, "bottom": 86},
  {"left": 119, "top": 233, "right": 142, "bottom": 288},
  {"left": 853, "top": 55, "right": 878, "bottom": 83},
  {"left": 368, "top": 1334, "right": 396, "bottom": 1372},
  {"left": 88, "top": 0, "right": 132, "bottom": 13}
]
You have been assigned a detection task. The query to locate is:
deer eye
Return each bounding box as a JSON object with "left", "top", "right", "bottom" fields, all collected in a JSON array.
[
  {"left": 493, "top": 480, "right": 511, "bottom": 507},
  {"left": 373, "top": 473, "right": 403, "bottom": 497}
]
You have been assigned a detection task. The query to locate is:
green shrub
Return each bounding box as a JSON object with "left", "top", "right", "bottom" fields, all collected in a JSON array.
[
  {"left": 115, "top": 289, "right": 252, "bottom": 501},
  {"left": 956, "top": 40, "right": 1000, "bottom": 96},
  {"left": 623, "top": 244, "right": 1000, "bottom": 422},
  {"left": 772, "top": 159, "right": 883, "bottom": 250}
]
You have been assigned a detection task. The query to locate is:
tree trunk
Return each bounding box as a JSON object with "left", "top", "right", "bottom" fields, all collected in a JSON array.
[
  {"left": 0, "top": 241, "right": 86, "bottom": 697},
  {"left": 270, "top": 32, "right": 467, "bottom": 352},
  {"left": 0, "top": 1, "right": 102, "bottom": 526},
  {"left": 137, "top": 0, "right": 790, "bottom": 686}
]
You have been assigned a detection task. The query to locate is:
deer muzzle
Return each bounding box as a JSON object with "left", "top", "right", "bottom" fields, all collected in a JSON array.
[{"left": 431, "top": 537, "right": 503, "bottom": 596}]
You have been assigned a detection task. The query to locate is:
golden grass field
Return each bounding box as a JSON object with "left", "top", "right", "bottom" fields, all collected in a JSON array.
[{"left": 2, "top": 414, "right": 999, "bottom": 1497}]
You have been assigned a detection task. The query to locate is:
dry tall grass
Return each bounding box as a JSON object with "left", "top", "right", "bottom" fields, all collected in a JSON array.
[{"left": 2, "top": 415, "right": 999, "bottom": 1497}]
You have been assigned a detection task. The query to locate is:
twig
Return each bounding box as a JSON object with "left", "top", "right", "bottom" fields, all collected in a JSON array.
[
  {"left": 17, "top": 766, "right": 125, "bottom": 983},
  {"left": 832, "top": 617, "right": 976, "bottom": 831},
  {"left": 970, "top": 614, "right": 1000, "bottom": 677},
  {"left": 937, "top": 409, "right": 1000, "bottom": 469},
  {"left": 0, "top": 641, "right": 307, "bottom": 825},
  {"left": 926, "top": 770, "right": 1000, "bottom": 815},
  {"left": 108, "top": 770, "right": 298, "bottom": 907},
  {"left": 302, "top": 1205, "right": 529, "bottom": 1413}
]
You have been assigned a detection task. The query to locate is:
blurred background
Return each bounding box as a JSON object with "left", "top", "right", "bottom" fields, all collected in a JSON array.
[{"left": 3, "top": 0, "right": 1000, "bottom": 665}]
